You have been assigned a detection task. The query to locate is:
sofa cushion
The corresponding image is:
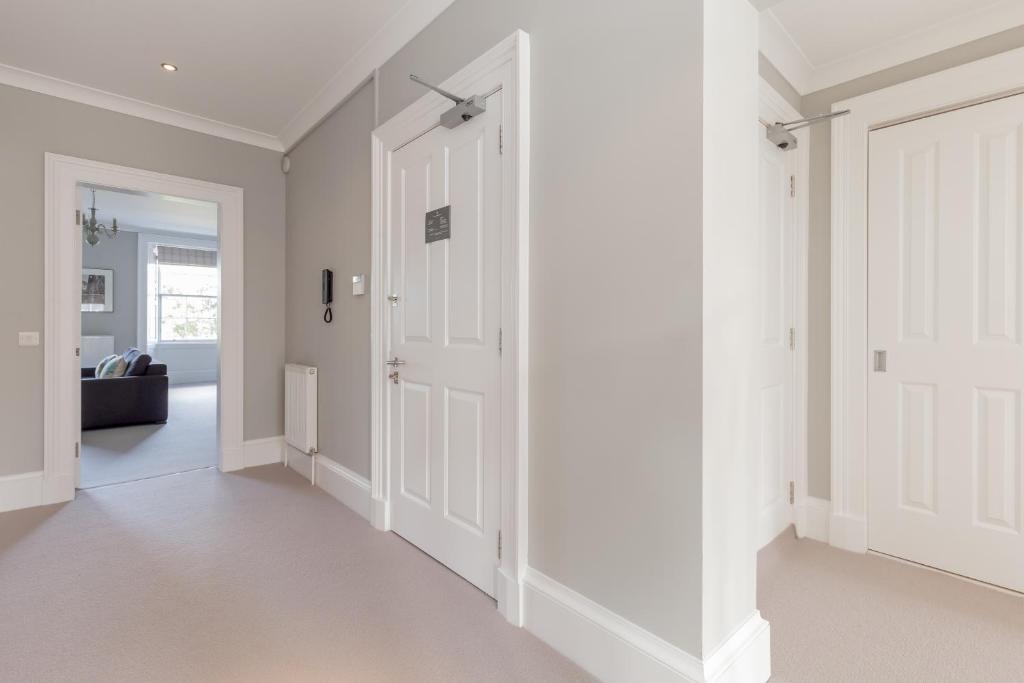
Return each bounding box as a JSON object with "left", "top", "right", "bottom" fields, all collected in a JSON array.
[
  {"left": 99, "top": 356, "right": 128, "bottom": 378},
  {"left": 126, "top": 353, "right": 152, "bottom": 376},
  {"left": 122, "top": 347, "right": 141, "bottom": 366},
  {"left": 95, "top": 354, "right": 119, "bottom": 378}
]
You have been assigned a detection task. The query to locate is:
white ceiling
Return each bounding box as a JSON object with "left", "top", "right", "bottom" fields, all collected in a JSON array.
[
  {"left": 762, "top": 0, "right": 1024, "bottom": 94},
  {"left": 79, "top": 185, "right": 218, "bottom": 238},
  {"left": 0, "top": 0, "right": 455, "bottom": 150}
]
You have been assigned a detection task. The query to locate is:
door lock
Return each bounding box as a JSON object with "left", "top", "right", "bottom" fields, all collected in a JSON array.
[
  {"left": 388, "top": 294, "right": 400, "bottom": 307},
  {"left": 388, "top": 371, "right": 400, "bottom": 385}
]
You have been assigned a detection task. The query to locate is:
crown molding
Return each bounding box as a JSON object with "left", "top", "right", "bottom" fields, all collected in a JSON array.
[
  {"left": 758, "top": 10, "right": 813, "bottom": 95},
  {"left": 761, "top": 0, "right": 1024, "bottom": 97},
  {"left": 278, "top": 0, "right": 456, "bottom": 151},
  {"left": 0, "top": 62, "right": 283, "bottom": 151}
]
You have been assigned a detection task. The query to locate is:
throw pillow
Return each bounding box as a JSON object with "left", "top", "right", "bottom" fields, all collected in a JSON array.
[
  {"left": 98, "top": 355, "right": 128, "bottom": 379},
  {"left": 126, "top": 353, "right": 152, "bottom": 376},
  {"left": 94, "top": 354, "right": 118, "bottom": 378},
  {"left": 122, "top": 347, "right": 140, "bottom": 366}
]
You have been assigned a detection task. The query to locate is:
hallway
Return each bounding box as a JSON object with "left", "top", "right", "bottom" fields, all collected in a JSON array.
[{"left": 0, "top": 465, "right": 591, "bottom": 682}]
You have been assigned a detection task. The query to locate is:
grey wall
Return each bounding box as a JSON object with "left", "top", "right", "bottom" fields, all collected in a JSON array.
[
  {"left": 0, "top": 83, "right": 286, "bottom": 477},
  {"left": 799, "top": 26, "right": 1024, "bottom": 500},
  {"left": 81, "top": 231, "right": 138, "bottom": 352},
  {"left": 286, "top": 0, "right": 704, "bottom": 653},
  {"left": 285, "top": 81, "right": 374, "bottom": 479}
]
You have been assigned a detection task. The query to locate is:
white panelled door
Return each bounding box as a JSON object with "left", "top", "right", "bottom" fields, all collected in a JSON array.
[
  {"left": 868, "top": 95, "right": 1024, "bottom": 592},
  {"left": 757, "top": 136, "right": 796, "bottom": 548},
  {"left": 386, "top": 97, "right": 502, "bottom": 596}
]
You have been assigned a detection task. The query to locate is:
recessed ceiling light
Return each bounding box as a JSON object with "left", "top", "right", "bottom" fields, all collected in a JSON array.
[{"left": 161, "top": 63, "right": 178, "bottom": 72}]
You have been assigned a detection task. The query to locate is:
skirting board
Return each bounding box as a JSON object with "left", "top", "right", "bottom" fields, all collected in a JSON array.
[
  {"left": 243, "top": 436, "right": 284, "bottom": 468},
  {"left": 522, "top": 569, "right": 770, "bottom": 683},
  {"left": 794, "top": 497, "right": 830, "bottom": 543},
  {"left": 829, "top": 513, "right": 868, "bottom": 553},
  {"left": 0, "top": 471, "right": 45, "bottom": 514},
  {"left": 285, "top": 445, "right": 371, "bottom": 521}
]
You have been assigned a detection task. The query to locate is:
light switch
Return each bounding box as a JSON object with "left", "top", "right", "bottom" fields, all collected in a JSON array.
[
  {"left": 352, "top": 275, "right": 365, "bottom": 296},
  {"left": 19, "top": 331, "right": 40, "bottom": 347}
]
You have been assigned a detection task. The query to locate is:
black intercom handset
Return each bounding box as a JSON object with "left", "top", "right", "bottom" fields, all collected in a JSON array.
[{"left": 322, "top": 269, "right": 334, "bottom": 323}]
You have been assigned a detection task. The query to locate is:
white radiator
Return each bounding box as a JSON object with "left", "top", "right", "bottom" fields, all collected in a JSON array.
[{"left": 285, "top": 363, "right": 318, "bottom": 484}]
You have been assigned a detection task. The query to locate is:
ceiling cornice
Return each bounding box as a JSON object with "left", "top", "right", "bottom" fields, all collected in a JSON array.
[
  {"left": 761, "top": 0, "right": 1024, "bottom": 97},
  {"left": 0, "top": 61, "right": 283, "bottom": 151},
  {"left": 277, "top": 0, "right": 456, "bottom": 150}
]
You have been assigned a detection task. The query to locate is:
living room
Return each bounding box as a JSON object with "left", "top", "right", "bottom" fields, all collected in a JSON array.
[{"left": 79, "top": 183, "right": 219, "bottom": 487}]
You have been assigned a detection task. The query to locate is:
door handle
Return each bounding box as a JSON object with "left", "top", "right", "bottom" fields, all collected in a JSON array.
[
  {"left": 873, "top": 350, "right": 887, "bottom": 372},
  {"left": 385, "top": 357, "right": 406, "bottom": 367}
]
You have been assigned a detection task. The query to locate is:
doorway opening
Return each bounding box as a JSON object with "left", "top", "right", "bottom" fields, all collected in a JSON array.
[
  {"left": 79, "top": 184, "right": 220, "bottom": 488},
  {"left": 43, "top": 154, "right": 245, "bottom": 508}
]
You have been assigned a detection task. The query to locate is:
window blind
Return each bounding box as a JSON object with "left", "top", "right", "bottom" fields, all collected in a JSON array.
[{"left": 155, "top": 245, "right": 217, "bottom": 268}]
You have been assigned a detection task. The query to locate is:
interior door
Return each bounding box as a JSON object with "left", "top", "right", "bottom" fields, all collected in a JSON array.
[
  {"left": 386, "top": 97, "right": 502, "bottom": 596},
  {"left": 757, "top": 135, "right": 796, "bottom": 548},
  {"left": 868, "top": 94, "right": 1024, "bottom": 592}
]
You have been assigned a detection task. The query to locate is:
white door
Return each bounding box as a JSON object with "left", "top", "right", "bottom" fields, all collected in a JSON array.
[
  {"left": 757, "top": 136, "right": 797, "bottom": 548},
  {"left": 868, "top": 94, "right": 1024, "bottom": 592},
  {"left": 386, "top": 98, "right": 503, "bottom": 596}
]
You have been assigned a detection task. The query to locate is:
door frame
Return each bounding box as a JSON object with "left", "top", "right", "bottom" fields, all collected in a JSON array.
[
  {"left": 43, "top": 153, "right": 245, "bottom": 505},
  {"left": 830, "top": 46, "right": 1024, "bottom": 553},
  {"left": 758, "top": 78, "right": 811, "bottom": 545},
  {"left": 369, "top": 31, "right": 530, "bottom": 626}
]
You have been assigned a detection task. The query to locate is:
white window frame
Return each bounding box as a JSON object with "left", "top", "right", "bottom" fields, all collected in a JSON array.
[{"left": 137, "top": 233, "right": 220, "bottom": 351}]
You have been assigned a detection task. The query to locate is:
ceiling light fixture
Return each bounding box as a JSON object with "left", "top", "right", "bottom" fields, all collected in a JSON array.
[
  {"left": 161, "top": 63, "right": 178, "bottom": 72},
  {"left": 81, "top": 190, "right": 119, "bottom": 246}
]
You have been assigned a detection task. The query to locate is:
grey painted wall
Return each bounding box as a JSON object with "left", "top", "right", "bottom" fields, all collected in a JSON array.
[
  {"left": 285, "top": 81, "right": 374, "bottom": 479},
  {"left": 0, "top": 83, "right": 286, "bottom": 477},
  {"left": 81, "top": 231, "right": 138, "bottom": 352},
  {"left": 286, "top": 0, "right": 704, "bottom": 653},
  {"left": 799, "top": 26, "right": 1024, "bottom": 500}
]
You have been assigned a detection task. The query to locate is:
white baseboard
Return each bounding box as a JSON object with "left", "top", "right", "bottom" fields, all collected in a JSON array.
[
  {"left": 829, "top": 513, "right": 868, "bottom": 553},
  {"left": 794, "top": 497, "right": 830, "bottom": 543},
  {"left": 285, "top": 445, "right": 371, "bottom": 521},
  {"left": 243, "top": 436, "right": 284, "bottom": 468},
  {"left": 522, "top": 569, "right": 770, "bottom": 683},
  {"left": 0, "top": 471, "right": 44, "bottom": 514}
]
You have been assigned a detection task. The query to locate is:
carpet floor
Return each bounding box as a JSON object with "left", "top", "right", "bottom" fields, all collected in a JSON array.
[
  {"left": 80, "top": 383, "right": 217, "bottom": 488},
  {"left": 759, "top": 530, "right": 1024, "bottom": 682},
  {"left": 0, "top": 465, "right": 592, "bottom": 683}
]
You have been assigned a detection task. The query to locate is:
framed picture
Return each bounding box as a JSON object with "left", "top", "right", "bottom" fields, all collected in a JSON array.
[{"left": 82, "top": 268, "right": 114, "bottom": 312}]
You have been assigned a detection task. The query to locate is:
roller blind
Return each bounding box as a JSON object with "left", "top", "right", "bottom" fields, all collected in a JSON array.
[{"left": 155, "top": 245, "right": 217, "bottom": 268}]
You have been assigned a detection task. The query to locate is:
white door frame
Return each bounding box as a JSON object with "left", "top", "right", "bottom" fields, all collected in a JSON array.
[
  {"left": 43, "top": 153, "right": 245, "bottom": 505},
  {"left": 369, "top": 31, "right": 530, "bottom": 625},
  {"left": 758, "top": 78, "right": 811, "bottom": 542},
  {"left": 830, "top": 46, "right": 1024, "bottom": 553}
]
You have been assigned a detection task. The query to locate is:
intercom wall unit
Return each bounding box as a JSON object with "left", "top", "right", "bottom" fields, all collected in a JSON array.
[{"left": 322, "top": 269, "right": 333, "bottom": 323}]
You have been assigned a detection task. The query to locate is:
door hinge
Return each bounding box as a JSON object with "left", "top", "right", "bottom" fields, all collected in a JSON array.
[
  {"left": 788, "top": 327, "right": 796, "bottom": 351},
  {"left": 75, "top": 346, "right": 80, "bottom": 358},
  {"left": 789, "top": 481, "right": 795, "bottom": 504},
  {"left": 499, "top": 124, "right": 503, "bottom": 155},
  {"left": 498, "top": 327, "right": 502, "bottom": 355},
  {"left": 789, "top": 175, "right": 796, "bottom": 198},
  {"left": 75, "top": 209, "right": 81, "bottom": 226},
  {"left": 75, "top": 442, "right": 80, "bottom": 459},
  {"left": 497, "top": 530, "right": 502, "bottom": 560}
]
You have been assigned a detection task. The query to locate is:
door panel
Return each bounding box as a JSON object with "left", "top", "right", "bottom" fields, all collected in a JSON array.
[
  {"left": 757, "top": 136, "right": 796, "bottom": 548},
  {"left": 868, "top": 94, "right": 1024, "bottom": 592},
  {"left": 387, "top": 95, "right": 502, "bottom": 596}
]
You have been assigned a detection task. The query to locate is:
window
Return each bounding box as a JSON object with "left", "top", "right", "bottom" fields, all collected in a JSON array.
[{"left": 149, "top": 245, "right": 219, "bottom": 343}]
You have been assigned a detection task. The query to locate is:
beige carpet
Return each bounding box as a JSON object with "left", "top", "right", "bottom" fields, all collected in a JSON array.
[
  {"left": 81, "top": 383, "right": 218, "bottom": 488},
  {"left": 759, "top": 530, "right": 1024, "bottom": 682},
  {"left": 0, "top": 465, "right": 592, "bottom": 683}
]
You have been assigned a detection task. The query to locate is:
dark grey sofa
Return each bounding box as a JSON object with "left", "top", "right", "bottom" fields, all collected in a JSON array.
[{"left": 81, "top": 363, "right": 169, "bottom": 430}]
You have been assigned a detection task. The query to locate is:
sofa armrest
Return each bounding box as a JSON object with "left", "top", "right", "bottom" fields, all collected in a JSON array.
[
  {"left": 146, "top": 363, "right": 167, "bottom": 376},
  {"left": 82, "top": 368, "right": 96, "bottom": 378}
]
